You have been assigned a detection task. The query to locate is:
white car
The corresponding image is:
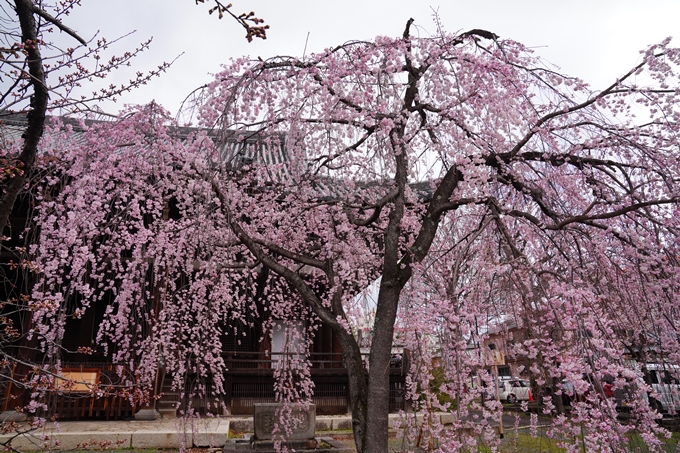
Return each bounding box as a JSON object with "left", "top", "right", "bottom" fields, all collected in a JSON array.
[{"left": 499, "top": 379, "right": 532, "bottom": 404}]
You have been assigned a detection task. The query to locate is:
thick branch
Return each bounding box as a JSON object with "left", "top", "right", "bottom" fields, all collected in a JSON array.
[
  {"left": 508, "top": 151, "right": 638, "bottom": 171},
  {"left": 498, "top": 197, "right": 678, "bottom": 231},
  {"left": 403, "top": 165, "right": 462, "bottom": 277},
  {"left": 487, "top": 159, "right": 562, "bottom": 221},
  {"left": 31, "top": 5, "right": 86, "bottom": 45},
  {"left": 344, "top": 188, "right": 399, "bottom": 226},
  {"left": 432, "top": 197, "right": 484, "bottom": 217},
  {"left": 0, "top": 0, "right": 49, "bottom": 237},
  {"left": 490, "top": 203, "right": 522, "bottom": 259},
  {"left": 250, "top": 236, "right": 327, "bottom": 270},
  {"left": 548, "top": 198, "right": 679, "bottom": 230}
]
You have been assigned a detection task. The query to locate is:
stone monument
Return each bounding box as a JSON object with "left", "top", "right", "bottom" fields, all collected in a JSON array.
[
  {"left": 251, "top": 403, "right": 317, "bottom": 450},
  {"left": 223, "top": 403, "right": 351, "bottom": 452}
]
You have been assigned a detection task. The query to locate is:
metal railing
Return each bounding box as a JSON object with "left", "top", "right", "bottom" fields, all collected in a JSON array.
[
  {"left": 221, "top": 351, "right": 408, "bottom": 373},
  {"left": 222, "top": 351, "right": 342, "bottom": 370}
]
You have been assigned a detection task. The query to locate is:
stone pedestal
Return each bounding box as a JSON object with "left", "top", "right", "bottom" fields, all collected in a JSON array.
[
  {"left": 251, "top": 438, "right": 317, "bottom": 451},
  {"left": 223, "top": 436, "right": 352, "bottom": 452},
  {"left": 0, "top": 410, "right": 27, "bottom": 422},
  {"left": 134, "top": 408, "right": 160, "bottom": 420}
]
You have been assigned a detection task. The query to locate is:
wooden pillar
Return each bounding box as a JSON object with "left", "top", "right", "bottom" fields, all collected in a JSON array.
[{"left": 224, "top": 375, "right": 233, "bottom": 415}]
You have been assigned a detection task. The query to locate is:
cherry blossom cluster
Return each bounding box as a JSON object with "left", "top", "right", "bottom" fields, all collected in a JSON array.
[{"left": 21, "top": 23, "right": 680, "bottom": 453}]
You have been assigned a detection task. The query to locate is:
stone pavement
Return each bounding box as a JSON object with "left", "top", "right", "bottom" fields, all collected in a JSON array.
[
  {"left": 1, "top": 415, "right": 359, "bottom": 451},
  {"left": 0, "top": 418, "right": 230, "bottom": 451},
  {"left": 0, "top": 414, "right": 401, "bottom": 450},
  {"left": 0, "top": 412, "right": 539, "bottom": 450}
]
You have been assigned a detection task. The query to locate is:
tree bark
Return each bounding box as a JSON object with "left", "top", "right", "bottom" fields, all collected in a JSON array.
[
  {"left": 0, "top": 0, "right": 48, "bottom": 236},
  {"left": 334, "top": 327, "right": 368, "bottom": 452},
  {"left": 365, "top": 283, "right": 401, "bottom": 452}
]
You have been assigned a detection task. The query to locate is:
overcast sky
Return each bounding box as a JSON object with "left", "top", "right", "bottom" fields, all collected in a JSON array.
[{"left": 62, "top": 0, "right": 680, "bottom": 117}]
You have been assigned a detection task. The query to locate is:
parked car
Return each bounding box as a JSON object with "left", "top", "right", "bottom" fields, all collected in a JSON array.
[
  {"left": 609, "top": 365, "right": 680, "bottom": 414},
  {"left": 645, "top": 363, "right": 680, "bottom": 413},
  {"left": 499, "top": 379, "right": 532, "bottom": 404},
  {"left": 596, "top": 366, "right": 679, "bottom": 414}
]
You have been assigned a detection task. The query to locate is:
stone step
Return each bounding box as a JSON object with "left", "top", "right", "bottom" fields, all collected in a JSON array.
[
  {"left": 159, "top": 392, "right": 180, "bottom": 399},
  {"left": 158, "top": 407, "right": 177, "bottom": 418},
  {"left": 157, "top": 401, "right": 178, "bottom": 408}
]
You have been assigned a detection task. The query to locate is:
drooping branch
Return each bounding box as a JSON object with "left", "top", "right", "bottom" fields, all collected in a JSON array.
[
  {"left": 207, "top": 175, "right": 341, "bottom": 329},
  {"left": 508, "top": 58, "right": 653, "bottom": 159}
]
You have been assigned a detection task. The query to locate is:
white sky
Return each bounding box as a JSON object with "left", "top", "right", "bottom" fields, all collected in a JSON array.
[{"left": 61, "top": 0, "right": 680, "bottom": 116}]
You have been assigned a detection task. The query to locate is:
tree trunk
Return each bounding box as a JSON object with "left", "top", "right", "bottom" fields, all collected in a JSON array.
[
  {"left": 361, "top": 124, "right": 408, "bottom": 451},
  {"left": 364, "top": 284, "right": 401, "bottom": 453},
  {"left": 334, "top": 327, "right": 368, "bottom": 452},
  {"left": 330, "top": 282, "right": 402, "bottom": 453},
  {"left": 552, "top": 376, "right": 564, "bottom": 414},
  {"left": 0, "top": 0, "right": 48, "bottom": 236}
]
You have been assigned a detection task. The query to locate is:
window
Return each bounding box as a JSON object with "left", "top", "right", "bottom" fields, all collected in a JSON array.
[
  {"left": 55, "top": 368, "right": 99, "bottom": 392},
  {"left": 271, "top": 320, "right": 306, "bottom": 368}
]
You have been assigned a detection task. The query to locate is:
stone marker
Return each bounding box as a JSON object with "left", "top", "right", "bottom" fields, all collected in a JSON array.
[
  {"left": 223, "top": 403, "right": 353, "bottom": 452},
  {"left": 251, "top": 403, "right": 316, "bottom": 450}
]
